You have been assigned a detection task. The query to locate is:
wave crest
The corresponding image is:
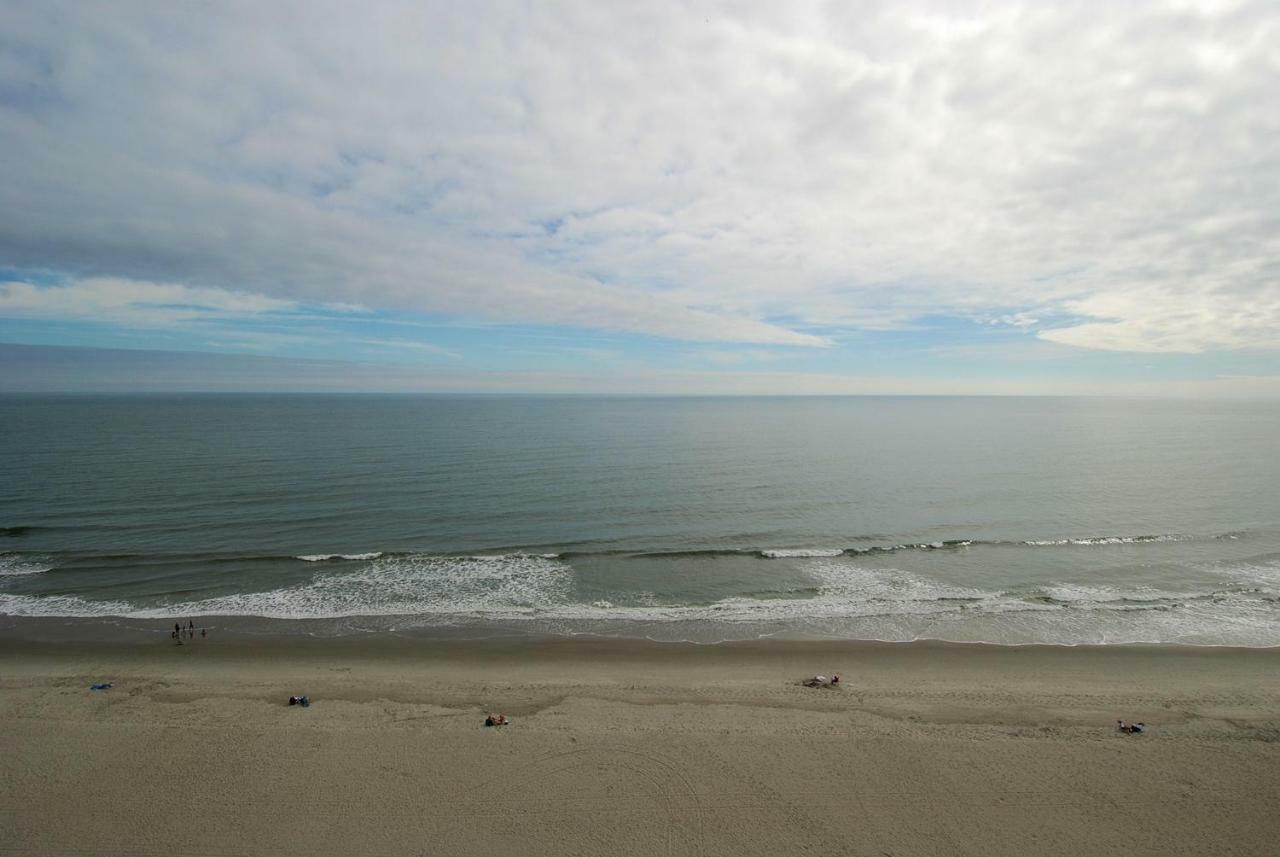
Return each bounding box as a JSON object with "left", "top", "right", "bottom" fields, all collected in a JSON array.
[{"left": 0, "top": 554, "right": 52, "bottom": 576}]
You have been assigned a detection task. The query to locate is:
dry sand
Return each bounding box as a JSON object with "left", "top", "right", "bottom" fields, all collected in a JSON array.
[{"left": 3, "top": 635, "right": 1279, "bottom": 856}]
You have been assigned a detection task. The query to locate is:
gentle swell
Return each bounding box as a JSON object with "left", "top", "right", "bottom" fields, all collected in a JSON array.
[
  {"left": 592, "top": 533, "right": 1202, "bottom": 559},
  {"left": 0, "top": 531, "right": 1226, "bottom": 575}
]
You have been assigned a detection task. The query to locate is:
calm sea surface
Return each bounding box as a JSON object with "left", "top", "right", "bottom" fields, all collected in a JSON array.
[{"left": 2, "top": 395, "right": 1278, "bottom": 644}]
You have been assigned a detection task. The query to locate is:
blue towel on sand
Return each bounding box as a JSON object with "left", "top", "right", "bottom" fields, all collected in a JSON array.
[{"left": 90, "top": 683, "right": 112, "bottom": 691}]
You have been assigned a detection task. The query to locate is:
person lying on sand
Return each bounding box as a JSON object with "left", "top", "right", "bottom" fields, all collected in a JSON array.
[
  {"left": 801, "top": 674, "right": 841, "bottom": 688},
  {"left": 484, "top": 713, "right": 509, "bottom": 726}
]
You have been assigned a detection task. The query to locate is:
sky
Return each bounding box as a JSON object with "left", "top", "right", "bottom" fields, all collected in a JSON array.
[{"left": 1, "top": 0, "right": 1277, "bottom": 395}]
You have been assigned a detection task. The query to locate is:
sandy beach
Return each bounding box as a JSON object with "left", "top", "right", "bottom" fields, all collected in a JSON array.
[{"left": 3, "top": 633, "right": 1279, "bottom": 856}]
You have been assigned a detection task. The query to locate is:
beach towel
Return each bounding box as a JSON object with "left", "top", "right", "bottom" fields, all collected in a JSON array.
[{"left": 90, "top": 683, "right": 112, "bottom": 691}]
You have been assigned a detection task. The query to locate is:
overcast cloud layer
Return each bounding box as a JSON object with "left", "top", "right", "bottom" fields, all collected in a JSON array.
[{"left": 1, "top": 0, "right": 1277, "bottom": 360}]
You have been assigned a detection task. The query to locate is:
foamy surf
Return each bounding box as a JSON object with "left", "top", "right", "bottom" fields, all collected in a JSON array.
[
  {"left": 0, "top": 592, "right": 134, "bottom": 617},
  {"left": 0, "top": 554, "right": 52, "bottom": 576},
  {"left": 174, "top": 553, "right": 575, "bottom": 620},
  {"left": 3, "top": 551, "right": 1278, "bottom": 646},
  {"left": 1022, "top": 534, "right": 1187, "bottom": 547}
]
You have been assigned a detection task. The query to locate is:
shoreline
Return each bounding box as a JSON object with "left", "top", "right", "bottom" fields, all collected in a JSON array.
[
  {"left": 6, "top": 613, "right": 1280, "bottom": 650},
  {"left": 7, "top": 622, "right": 1280, "bottom": 657}
]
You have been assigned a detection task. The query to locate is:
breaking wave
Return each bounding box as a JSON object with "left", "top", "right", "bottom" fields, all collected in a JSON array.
[
  {"left": 1021, "top": 534, "right": 1189, "bottom": 547},
  {"left": 0, "top": 554, "right": 52, "bottom": 576},
  {"left": 572, "top": 533, "right": 1208, "bottom": 560},
  {"left": 598, "top": 532, "right": 1211, "bottom": 559}
]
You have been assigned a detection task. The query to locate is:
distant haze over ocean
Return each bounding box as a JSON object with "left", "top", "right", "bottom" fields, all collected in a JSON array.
[
  {"left": 3, "top": 394, "right": 1278, "bottom": 645},
  {"left": 4, "top": 344, "right": 1278, "bottom": 398}
]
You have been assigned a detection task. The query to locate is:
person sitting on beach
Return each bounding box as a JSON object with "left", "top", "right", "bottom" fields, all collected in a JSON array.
[{"left": 1117, "top": 720, "right": 1130, "bottom": 733}]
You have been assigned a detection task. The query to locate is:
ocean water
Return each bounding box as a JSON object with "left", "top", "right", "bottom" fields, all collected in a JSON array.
[{"left": 2, "top": 394, "right": 1278, "bottom": 645}]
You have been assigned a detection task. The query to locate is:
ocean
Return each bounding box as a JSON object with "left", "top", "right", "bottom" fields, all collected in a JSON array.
[{"left": 2, "top": 394, "right": 1278, "bottom": 645}]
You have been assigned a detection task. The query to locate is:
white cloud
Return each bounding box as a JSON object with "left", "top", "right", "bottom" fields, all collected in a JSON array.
[
  {"left": 990, "top": 313, "right": 1041, "bottom": 328},
  {"left": 0, "top": 277, "right": 298, "bottom": 327},
  {"left": 0, "top": 1, "right": 1276, "bottom": 352},
  {"left": 1040, "top": 278, "right": 1280, "bottom": 353}
]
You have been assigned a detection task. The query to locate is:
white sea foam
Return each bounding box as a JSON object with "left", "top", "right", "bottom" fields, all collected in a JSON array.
[
  {"left": 0, "top": 592, "right": 133, "bottom": 617},
  {"left": 1219, "top": 559, "right": 1280, "bottom": 583},
  {"left": 161, "top": 552, "right": 574, "bottom": 619},
  {"left": 1042, "top": 580, "right": 1273, "bottom": 609},
  {"left": 807, "top": 561, "right": 988, "bottom": 604},
  {"left": 760, "top": 548, "right": 845, "bottom": 558},
  {"left": 0, "top": 554, "right": 52, "bottom": 576},
  {"left": 1023, "top": 534, "right": 1185, "bottom": 547},
  {"left": 3, "top": 551, "right": 1278, "bottom": 646},
  {"left": 1194, "top": 558, "right": 1280, "bottom": 599},
  {"left": 1038, "top": 583, "right": 1194, "bottom": 605},
  {"left": 295, "top": 552, "right": 384, "bottom": 562}
]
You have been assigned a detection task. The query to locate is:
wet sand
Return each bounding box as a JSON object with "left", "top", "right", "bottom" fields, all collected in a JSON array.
[{"left": 3, "top": 635, "right": 1279, "bottom": 856}]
